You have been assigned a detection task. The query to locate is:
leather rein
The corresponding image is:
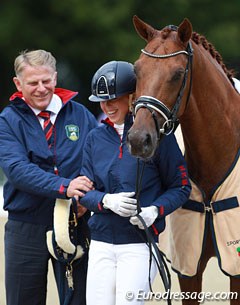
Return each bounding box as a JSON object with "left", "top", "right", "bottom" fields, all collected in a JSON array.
[{"left": 135, "top": 159, "right": 172, "bottom": 305}]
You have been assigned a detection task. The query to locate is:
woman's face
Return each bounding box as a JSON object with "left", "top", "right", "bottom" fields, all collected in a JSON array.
[{"left": 100, "top": 94, "right": 129, "bottom": 124}]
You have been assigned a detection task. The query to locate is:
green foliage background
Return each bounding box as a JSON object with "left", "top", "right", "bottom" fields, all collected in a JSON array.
[{"left": 0, "top": 0, "right": 239, "bottom": 116}]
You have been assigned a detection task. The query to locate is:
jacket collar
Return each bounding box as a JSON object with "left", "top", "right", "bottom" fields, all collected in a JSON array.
[
  {"left": 9, "top": 88, "right": 78, "bottom": 104},
  {"left": 101, "top": 112, "right": 133, "bottom": 127}
]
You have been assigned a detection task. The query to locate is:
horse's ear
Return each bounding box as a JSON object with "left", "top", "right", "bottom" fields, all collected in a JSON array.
[
  {"left": 133, "top": 15, "right": 157, "bottom": 42},
  {"left": 177, "top": 18, "right": 192, "bottom": 44}
]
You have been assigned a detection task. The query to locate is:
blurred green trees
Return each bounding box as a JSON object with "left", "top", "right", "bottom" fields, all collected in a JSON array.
[{"left": 0, "top": 0, "right": 239, "bottom": 116}]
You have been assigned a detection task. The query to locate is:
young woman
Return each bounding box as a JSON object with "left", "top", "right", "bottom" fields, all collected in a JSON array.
[{"left": 80, "top": 60, "right": 191, "bottom": 305}]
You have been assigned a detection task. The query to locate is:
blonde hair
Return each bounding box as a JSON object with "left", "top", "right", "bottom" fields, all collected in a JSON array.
[
  {"left": 14, "top": 49, "right": 56, "bottom": 76},
  {"left": 128, "top": 93, "right": 136, "bottom": 113}
]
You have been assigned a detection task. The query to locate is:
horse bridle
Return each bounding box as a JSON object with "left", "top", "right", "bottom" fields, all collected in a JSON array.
[{"left": 133, "top": 25, "right": 194, "bottom": 138}]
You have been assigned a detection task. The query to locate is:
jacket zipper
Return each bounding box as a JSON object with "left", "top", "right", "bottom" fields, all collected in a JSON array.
[{"left": 119, "top": 143, "right": 123, "bottom": 159}]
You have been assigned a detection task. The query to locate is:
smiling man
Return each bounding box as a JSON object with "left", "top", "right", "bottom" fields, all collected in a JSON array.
[{"left": 0, "top": 49, "right": 97, "bottom": 305}]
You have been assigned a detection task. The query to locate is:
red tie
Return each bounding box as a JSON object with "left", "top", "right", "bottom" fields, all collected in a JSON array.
[{"left": 38, "top": 111, "right": 54, "bottom": 148}]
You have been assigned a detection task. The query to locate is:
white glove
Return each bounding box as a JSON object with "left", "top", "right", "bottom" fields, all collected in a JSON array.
[
  {"left": 130, "top": 206, "right": 158, "bottom": 229},
  {"left": 102, "top": 192, "right": 137, "bottom": 217}
]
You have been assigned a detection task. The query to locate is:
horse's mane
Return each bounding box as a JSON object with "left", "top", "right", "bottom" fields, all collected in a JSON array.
[
  {"left": 191, "top": 32, "right": 235, "bottom": 83},
  {"left": 162, "top": 28, "right": 235, "bottom": 84}
]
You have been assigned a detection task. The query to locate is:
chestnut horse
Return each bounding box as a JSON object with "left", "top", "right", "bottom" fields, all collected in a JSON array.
[{"left": 127, "top": 16, "right": 240, "bottom": 305}]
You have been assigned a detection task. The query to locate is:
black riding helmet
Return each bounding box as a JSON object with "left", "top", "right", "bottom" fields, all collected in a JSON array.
[{"left": 89, "top": 61, "right": 136, "bottom": 102}]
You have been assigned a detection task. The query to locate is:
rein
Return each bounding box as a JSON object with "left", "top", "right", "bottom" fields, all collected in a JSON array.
[
  {"left": 133, "top": 26, "right": 193, "bottom": 138},
  {"left": 135, "top": 159, "right": 172, "bottom": 305}
]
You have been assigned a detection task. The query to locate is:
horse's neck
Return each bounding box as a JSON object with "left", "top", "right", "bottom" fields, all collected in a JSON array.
[{"left": 181, "top": 75, "right": 240, "bottom": 199}]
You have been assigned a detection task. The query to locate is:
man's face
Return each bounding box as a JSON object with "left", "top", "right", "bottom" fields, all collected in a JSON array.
[{"left": 13, "top": 65, "right": 57, "bottom": 110}]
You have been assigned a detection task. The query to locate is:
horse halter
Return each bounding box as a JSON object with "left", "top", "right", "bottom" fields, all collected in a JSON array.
[{"left": 133, "top": 25, "right": 193, "bottom": 138}]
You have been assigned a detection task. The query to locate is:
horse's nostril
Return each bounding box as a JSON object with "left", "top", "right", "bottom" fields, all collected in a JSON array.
[{"left": 143, "top": 134, "right": 152, "bottom": 147}]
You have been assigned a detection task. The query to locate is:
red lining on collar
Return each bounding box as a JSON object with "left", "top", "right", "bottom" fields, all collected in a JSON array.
[{"left": 9, "top": 88, "right": 78, "bottom": 104}]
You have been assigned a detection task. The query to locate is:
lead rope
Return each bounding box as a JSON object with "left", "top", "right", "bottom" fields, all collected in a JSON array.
[{"left": 135, "top": 158, "right": 172, "bottom": 305}]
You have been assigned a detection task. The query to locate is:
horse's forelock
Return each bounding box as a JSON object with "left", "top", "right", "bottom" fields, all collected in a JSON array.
[{"left": 161, "top": 28, "right": 172, "bottom": 40}]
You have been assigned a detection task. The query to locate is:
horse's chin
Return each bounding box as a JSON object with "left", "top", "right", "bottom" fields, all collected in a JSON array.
[
  {"left": 126, "top": 126, "right": 161, "bottom": 160},
  {"left": 127, "top": 142, "right": 156, "bottom": 160}
]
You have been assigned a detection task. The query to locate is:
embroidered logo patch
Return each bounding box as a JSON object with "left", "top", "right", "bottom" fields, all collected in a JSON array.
[
  {"left": 237, "top": 247, "right": 240, "bottom": 257},
  {"left": 65, "top": 125, "right": 79, "bottom": 141}
]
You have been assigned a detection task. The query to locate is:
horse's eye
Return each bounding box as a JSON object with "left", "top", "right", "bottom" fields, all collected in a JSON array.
[{"left": 171, "top": 68, "right": 185, "bottom": 82}]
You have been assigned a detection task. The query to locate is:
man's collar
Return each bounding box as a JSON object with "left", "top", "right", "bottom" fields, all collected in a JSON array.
[{"left": 30, "top": 94, "right": 62, "bottom": 116}]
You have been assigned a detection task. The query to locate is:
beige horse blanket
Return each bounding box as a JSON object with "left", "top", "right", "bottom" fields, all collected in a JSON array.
[{"left": 159, "top": 153, "right": 240, "bottom": 277}]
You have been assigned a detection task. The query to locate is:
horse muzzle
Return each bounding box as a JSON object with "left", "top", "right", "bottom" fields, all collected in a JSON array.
[{"left": 127, "top": 126, "right": 159, "bottom": 159}]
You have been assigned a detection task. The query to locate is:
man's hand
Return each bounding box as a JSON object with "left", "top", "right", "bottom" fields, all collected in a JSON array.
[{"left": 67, "top": 176, "right": 94, "bottom": 198}]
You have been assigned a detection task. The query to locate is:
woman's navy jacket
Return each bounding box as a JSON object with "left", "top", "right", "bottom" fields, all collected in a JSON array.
[
  {"left": 0, "top": 88, "right": 97, "bottom": 226},
  {"left": 80, "top": 114, "right": 191, "bottom": 243}
]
